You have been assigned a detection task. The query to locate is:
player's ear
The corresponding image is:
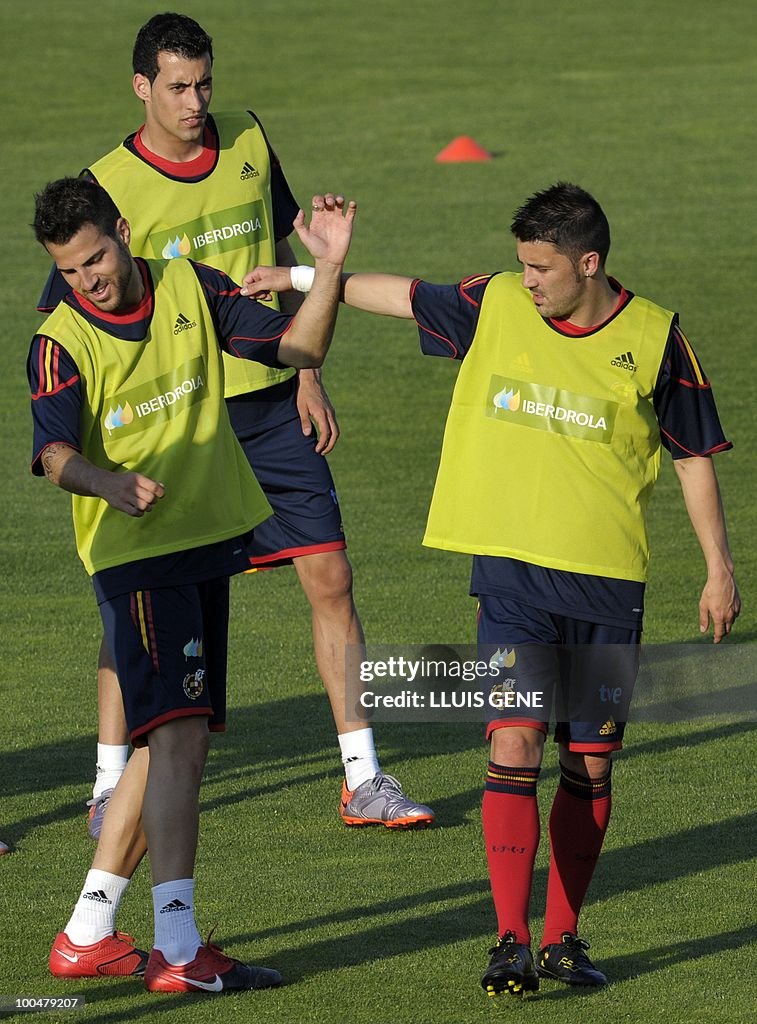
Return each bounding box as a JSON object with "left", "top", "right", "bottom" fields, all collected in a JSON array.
[
  {"left": 581, "top": 251, "right": 601, "bottom": 279},
  {"left": 116, "top": 217, "right": 131, "bottom": 248},
  {"left": 133, "top": 73, "right": 151, "bottom": 103}
]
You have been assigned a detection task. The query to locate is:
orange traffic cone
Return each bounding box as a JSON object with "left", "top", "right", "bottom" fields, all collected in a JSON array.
[{"left": 435, "top": 136, "right": 492, "bottom": 163}]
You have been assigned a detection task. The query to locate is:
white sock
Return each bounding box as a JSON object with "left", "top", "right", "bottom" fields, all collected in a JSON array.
[
  {"left": 152, "top": 879, "right": 203, "bottom": 966},
  {"left": 65, "top": 869, "right": 129, "bottom": 945},
  {"left": 338, "top": 728, "right": 380, "bottom": 790},
  {"left": 93, "top": 744, "right": 129, "bottom": 799}
]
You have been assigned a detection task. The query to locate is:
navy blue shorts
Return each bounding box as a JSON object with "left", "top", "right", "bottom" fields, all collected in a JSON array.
[
  {"left": 99, "top": 577, "right": 230, "bottom": 745},
  {"left": 227, "top": 380, "right": 346, "bottom": 569},
  {"left": 477, "top": 595, "right": 640, "bottom": 752}
]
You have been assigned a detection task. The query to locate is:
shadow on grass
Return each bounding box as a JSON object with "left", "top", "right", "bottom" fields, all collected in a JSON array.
[
  {"left": 219, "top": 809, "right": 755, "bottom": 978},
  {"left": 3, "top": 700, "right": 753, "bottom": 844},
  {"left": 199, "top": 713, "right": 757, "bottom": 829},
  {"left": 3, "top": 709, "right": 754, "bottom": 1018},
  {"left": 534, "top": 922, "right": 757, "bottom": 1001},
  {"left": 29, "top": 922, "right": 757, "bottom": 1023},
  {"left": 1, "top": 739, "right": 93, "bottom": 797},
  {"left": 1, "top": 800, "right": 87, "bottom": 849},
  {"left": 66, "top": 982, "right": 264, "bottom": 1024}
]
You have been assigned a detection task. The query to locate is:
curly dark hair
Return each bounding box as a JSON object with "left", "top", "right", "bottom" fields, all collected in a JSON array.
[{"left": 132, "top": 12, "right": 213, "bottom": 82}]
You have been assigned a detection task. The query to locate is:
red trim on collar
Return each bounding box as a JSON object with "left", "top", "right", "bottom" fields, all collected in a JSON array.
[{"left": 133, "top": 123, "right": 216, "bottom": 177}]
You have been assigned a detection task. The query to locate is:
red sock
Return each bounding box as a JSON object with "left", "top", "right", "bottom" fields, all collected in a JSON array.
[
  {"left": 482, "top": 761, "right": 541, "bottom": 945},
  {"left": 541, "top": 763, "right": 612, "bottom": 947}
]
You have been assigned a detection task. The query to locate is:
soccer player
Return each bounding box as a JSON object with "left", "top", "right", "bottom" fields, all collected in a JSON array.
[
  {"left": 38, "top": 11, "right": 432, "bottom": 834},
  {"left": 29, "top": 177, "right": 354, "bottom": 992},
  {"left": 246, "top": 184, "right": 740, "bottom": 993}
]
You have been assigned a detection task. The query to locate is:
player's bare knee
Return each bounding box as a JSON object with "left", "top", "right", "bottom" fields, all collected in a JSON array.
[
  {"left": 297, "top": 550, "right": 354, "bottom": 607},
  {"left": 147, "top": 717, "right": 210, "bottom": 777},
  {"left": 490, "top": 725, "right": 544, "bottom": 767}
]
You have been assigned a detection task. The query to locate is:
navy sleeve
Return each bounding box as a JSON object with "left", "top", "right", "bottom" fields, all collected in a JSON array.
[
  {"left": 247, "top": 110, "right": 299, "bottom": 242},
  {"left": 192, "top": 262, "right": 293, "bottom": 366},
  {"left": 37, "top": 265, "right": 72, "bottom": 313},
  {"left": 410, "top": 274, "right": 494, "bottom": 359},
  {"left": 654, "top": 323, "right": 732, "bottom": 458},
  {"left": 27, "top": 335, "right": 83, "bottom": 475}
]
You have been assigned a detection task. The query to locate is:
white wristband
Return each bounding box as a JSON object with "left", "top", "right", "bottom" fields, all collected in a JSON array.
[{"left": 290, "top": 265, "right": 315, "bottom": 293}]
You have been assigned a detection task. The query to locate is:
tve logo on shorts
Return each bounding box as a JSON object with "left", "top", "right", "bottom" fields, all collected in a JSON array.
[
  {"left": 102, "top": 356, "right": 207, "bottom": 437},
  {"left": 487, "top": 376, "right": 618, "bottom": 443},
  {"left": 149, "top": 201, "right": 269, "bottom": 261}
]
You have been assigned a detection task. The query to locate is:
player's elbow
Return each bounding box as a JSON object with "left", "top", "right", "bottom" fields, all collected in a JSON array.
[
  {"left": 287, "top": 351, "right": 325, "bottom": 370},
  {"left": 278, "top": 335, "right": 329, "bottom": 369}
]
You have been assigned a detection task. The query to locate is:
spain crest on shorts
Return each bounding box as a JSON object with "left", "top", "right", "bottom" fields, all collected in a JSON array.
[{"left": 183, "top": 669, "right": 206, "bottom": 700}]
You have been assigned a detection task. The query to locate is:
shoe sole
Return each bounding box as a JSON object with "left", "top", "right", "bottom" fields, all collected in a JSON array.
[
  {"left": 51, "top": 965, "right": 146, "bottom": 979},
  {"left": 341, "top": 814, "right": 434, "bottom": 829},
  {"left": 483, "top": 977, "right": 539, "bottom": 997},
  {"left": 50, "top": 955, "right": 146, "bottom": 978},
  {"left": 144, "top": 971, "right": 282, "bottom": 993}
]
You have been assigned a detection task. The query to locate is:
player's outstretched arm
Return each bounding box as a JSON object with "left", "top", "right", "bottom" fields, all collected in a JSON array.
[
  {"left": 276, "top": 193, "right": 356, "bottom": 368},
  {"left": 340, "top": 273, "right": 415, "bottom": 318},
  {"left": 40, "top": 442, "right": 165, "bottom": 517},
  {"left": 243, "top": 265, "right": 416, "bottom": 320},
  {"left": 673, "top": 455, "right": 740, "bottom": 642}
]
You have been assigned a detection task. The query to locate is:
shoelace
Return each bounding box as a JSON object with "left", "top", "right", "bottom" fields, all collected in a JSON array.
[
  {"left": 371, "top": 773, "right": 402, "bottom": 792},
  {"left": 85, "top": 792, "right": 111, "bottom": 809},
  {"left": 561, "top": 933, "right": 591, "bottom": 951},
  {"left": 488, "top": 930, "right": 518, "bottom": 955},
  {"left": 203, "top": 926, "right": 225, "bottom": 956},
  {"left": 557, "top": 934, "right": 596, "bottom": 967}
]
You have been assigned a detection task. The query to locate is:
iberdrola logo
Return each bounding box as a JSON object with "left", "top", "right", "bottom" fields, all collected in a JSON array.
[
  {"left": 103, "top": 402, "right": 134, "bottom": 435},
  {"left": 489, "top": 647, "right": 517, "bottom": 670},
  {"left": 183, "top": 637, "right": 203, "bottom": 659},
  {"left": 493, "top": 385, "right": 521, "bottom": 412},
  {"left": 162, "top": 234, "right": 192, "bottom": 259}
]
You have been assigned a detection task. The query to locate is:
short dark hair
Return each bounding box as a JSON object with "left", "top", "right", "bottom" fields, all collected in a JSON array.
[
  {"left": 510, "top": 183, "right": 611, "bottom": 266},
  {"left": 133, "top": 12, "right": 213, "bottom": 82},
  {"left": 33, "top": 178, "right": 122, "bottom": 246}
]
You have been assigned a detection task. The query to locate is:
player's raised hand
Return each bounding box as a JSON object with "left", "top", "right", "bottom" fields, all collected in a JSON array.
[{"left": 295, "top": 193, "right": 357, "bottom": 267}]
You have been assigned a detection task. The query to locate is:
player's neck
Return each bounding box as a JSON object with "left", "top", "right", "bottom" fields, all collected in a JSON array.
[
  {"left": 139, "top": 122, "right": 206, "bottom": 164},
  {"left": 567, "top": 274, "right": 619, "bottom": 329}
]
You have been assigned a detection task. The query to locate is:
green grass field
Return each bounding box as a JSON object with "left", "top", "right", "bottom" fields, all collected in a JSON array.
[{"left": 2, "top": 1, "right": 756, "bottom": 1021}]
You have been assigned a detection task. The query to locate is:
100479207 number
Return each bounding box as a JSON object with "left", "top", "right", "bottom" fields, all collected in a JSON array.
[{"left": 0, "top": 996, "right": 85, "bottom": 1013}]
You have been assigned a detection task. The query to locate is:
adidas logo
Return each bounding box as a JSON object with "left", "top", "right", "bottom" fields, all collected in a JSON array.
[
  {"left": 599, "top": 718, "right": 617, "bottom": 736},
  {"left": 82, "top": 889, "right": 112, "bottom": 904},
  {"left": 610, "top": 351, "right": 637, "bottom": 372},
  {"left": 240, "top": 161, "right": 259, "bottom": 180},
  {"left": 159, "top": 899, "right": 190, "bottom": 914},
  {"left": 173, "top": 312, "right": 197, "bottom": 335}
]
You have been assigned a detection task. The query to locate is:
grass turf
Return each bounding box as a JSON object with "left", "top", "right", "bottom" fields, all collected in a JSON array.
[{"left": 1, "top": 1, "right": 755, "bottom": 1021}]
